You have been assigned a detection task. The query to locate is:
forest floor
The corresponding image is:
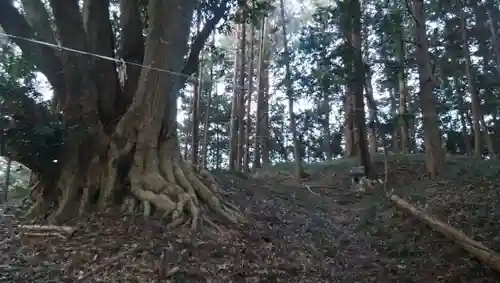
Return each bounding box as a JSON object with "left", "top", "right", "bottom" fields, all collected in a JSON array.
[{"left": 1, "top": 154, "right": 500, "bottom": 282}]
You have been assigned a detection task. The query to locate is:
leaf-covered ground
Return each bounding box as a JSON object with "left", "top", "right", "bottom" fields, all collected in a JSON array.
[{"left": 1, "top": 154, "right": 500, "bottom": 282}]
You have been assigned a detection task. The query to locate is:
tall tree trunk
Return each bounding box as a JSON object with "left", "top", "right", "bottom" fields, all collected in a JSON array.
[
  {"left": 202, "top": 38, "right": 215, "bottom": 169},
  {"left": 410, "top": 0, "right": 443, "bottom": 178},
  {"left": 458, "top": 0, "right": 496, "bottom": 159},
  {"left": 486, "top": 0, "right": 500, "bottom": 71},
  {"left": 361, "top": 4, "right": 377, "bottom": 156},
  {"left": 236, "top": 14, "right": 247, "bottom": 172},
  {"left": 190, "top": 8, "right": 202, "bottom": 166},
  {"left": 261, "top": 44, "right": 271, "bottom": 168},
  {"left": 396, "top": 27, "right": 410, "bottom": 154},
  {"left": 229, "top": 24, "right": 241, "bottom": 171},
  {"left": 455, "top": 77, "right": 472, "bottom": 155},
  {"left": 254, "top": 15, "right": 269, "bottom": 170},
  {"left": 279, "top": 0, "right": 305, "bottom": 178},
  {"left": 346, "top": 0, "right": 375, "bottom": 178},
  {"left": 364, "top": 64, "right": 378, "bottom": 155},
  {"left": 244, "top": 17, "right": 255, "bottom": 172}
]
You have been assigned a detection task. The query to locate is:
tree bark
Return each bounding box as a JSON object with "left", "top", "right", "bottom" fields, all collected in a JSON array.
[
  {"left": 364, "top": 64, "right": 378, "bottom": 155},
  {"left": 279, "top": 0, "right": 304, "bottom": 178},
  {"left": 410, "top": 0, "right": 443, "bottom": 178},
  {"left": 458, "top": 0, "right": 496, "bottom": 159},
  {"left": 229, "top": 24, "right": 241, "bottom": 171},
  {"left": 190, "top": 8, "right": 202, "bottom": 167},
  {"left": 236, "top": 21, "right": 247, "bottom": 172},
  {"left": 396, "top": 28, "right": 410, "bottom": 154},
  {"left": 253, "top": 16, "right": 268, "bottom": 170},
  {"left": 344, "top": 87, "right": 357, "bottom": 157},
  {"left": 4, "top": 0, "right": 245, "bottom": 229},
  {"left": 201, "top": 37, "right": 215, "bottom": 169},
  {"left": 346, "top": 0, "right": 375, "bottom": 179},
  {"left": 244, "top": 13, "right": 255, "bottom": 172}
]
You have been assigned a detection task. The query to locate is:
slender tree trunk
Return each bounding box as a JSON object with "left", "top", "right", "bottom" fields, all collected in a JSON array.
[
  {"left": 243, "top": 17, "right": 255, "bottom": 172},
  {"left": 396, "top": 30, "right": 410, "bottom": 153},
  {"left": 229, "top": 24, "right": 241, "bottom": 171},
  {"left": 455, "top": 78, "right": 472, "bottom": 155},
  {"left": 202, "top": 41, "right": 214, "bottom": 169},
  {"left": 261, "top": 46, "right": 271, "bottom": 168},
  {"left": 190, "top": 55, "right": 202, "bottom": 166},
  {"left": 236, "top": 22, "right": 247, "bottom": 172},
  {"left": 279, "top": 0, "right": 305, "bottom": 178},
  {"left": 254, "top": 15, "right": 269, "bottom": 170},
  {"left": 364, "top": 64, "right": 378, "bottom": 155},
  {"left": 486, "top": 1, "right": 500, "bottom": 71},
  {"left": 458, "top": 0, "right": 496, "bottom": 159}
]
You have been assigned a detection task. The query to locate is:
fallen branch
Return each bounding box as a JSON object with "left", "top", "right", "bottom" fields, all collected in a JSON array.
[
  {"left": 302, "top": 183, "right": 320, "bottom": 196},
  {"left": 19, "top": 224, "right": 76, "bottom": 238},
  {"left": 390, "top": 194, "right": 500, "bottom": 273}
]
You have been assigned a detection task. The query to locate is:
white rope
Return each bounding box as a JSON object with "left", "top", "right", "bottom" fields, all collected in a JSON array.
[{"left": 0, "top": 31, "right": 188, "bottom": 77}]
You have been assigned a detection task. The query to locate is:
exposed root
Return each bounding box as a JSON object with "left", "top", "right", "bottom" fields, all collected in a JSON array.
[
  {"left": 128, "top": 147, "right": 246, "bottom": 231},
  {"left": 24, "top": 140, "right": 246, "bottom": 233}
]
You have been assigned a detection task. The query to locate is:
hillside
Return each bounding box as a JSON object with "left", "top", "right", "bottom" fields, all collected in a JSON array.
[{"left": 1, "top": 154, "right": 499, "bottom": 282}]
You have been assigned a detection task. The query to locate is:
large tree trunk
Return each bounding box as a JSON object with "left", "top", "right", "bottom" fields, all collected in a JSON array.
[
  {"left": 101, "top": 0, "right": 244, "bottom": 228},
  {"left": 411, "top": 0, "right": 443, "bottom": 178},
  {"left": 364, "top": 64, "right": 378, "bottom": 155},
  {"left": 3, "top": 0, "right": 244, "bottom": 229},
  {"left": 344, "top": 87, "right": 357, "bottom": 157}
]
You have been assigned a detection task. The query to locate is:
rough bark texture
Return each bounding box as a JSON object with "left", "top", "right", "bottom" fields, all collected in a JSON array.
[
  {"left": 344, "top": 87, "right": 357, "bottom": 157},
  {"left": 2, "top": 0, "right": 244, "bottom": 230},
  {"left": 347, "top": 0, "right": 376, "bottom": 179},
  {"left": 411, "top": 0, "right": 443, "bottom": 178},
  {"left": 364, "top": 64, "right": 377, "bottom": 155}
]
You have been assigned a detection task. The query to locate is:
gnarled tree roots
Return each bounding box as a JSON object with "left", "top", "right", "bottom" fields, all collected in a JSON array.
[
  {"left": 125, "top": 156, "right": 247, "bottom": 231},
  {"left": 25, "top": 147, "right": 246, "bottom": 232}
]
